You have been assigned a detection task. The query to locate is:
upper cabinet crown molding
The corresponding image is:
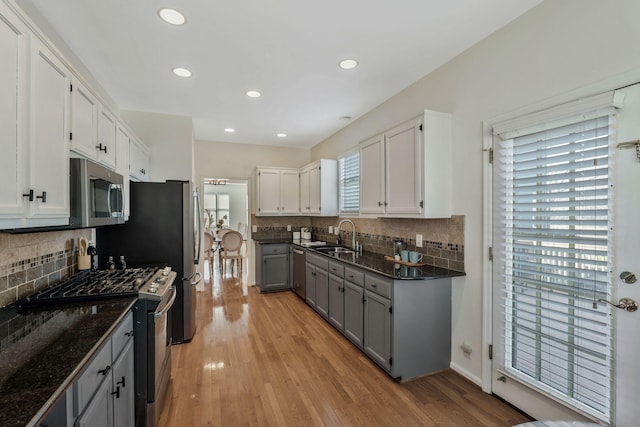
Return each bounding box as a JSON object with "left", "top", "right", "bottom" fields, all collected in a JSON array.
[{"left": 359, "top": 110, "right": 452, "bottom": 219}]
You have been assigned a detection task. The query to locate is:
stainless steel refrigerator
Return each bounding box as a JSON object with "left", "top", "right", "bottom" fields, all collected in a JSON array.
[{"left": 97, "top": 180, "right": 202, "bottom": 344}]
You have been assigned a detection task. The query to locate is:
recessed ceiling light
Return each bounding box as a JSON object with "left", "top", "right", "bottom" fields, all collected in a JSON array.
[
  {"left": 339, "top": 59, "right": 358, "bottom": 70},
  {"left": 172, "top": 67, "right": 192, "bottom": 77},
  {"left": 224, "top": 128, "right": 235, "bottom": 133},
  {"left": 246, "top": 90, "right": 261, "bottom": 98},
  {"left": 277, "top": 133, "right": 287, "bottom": 138},
  {"left": 158, "top": 8, "right": 186, "bottom": 25}
]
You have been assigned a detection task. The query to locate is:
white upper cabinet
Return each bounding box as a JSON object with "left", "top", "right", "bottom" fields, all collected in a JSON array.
[
  {"left": 70, "top": 77, "right": 118, "bottom": 170},
  {"left": 385, "top": 118, "right": 422, "bottom": 215},
  {"left": 255, "top": 167, "right": 300, "bottom": 216},
  {"left": 70, "top": 77, "right": 98, "bottom": 159},
  {"left": 359, "top": 111, "right": 452, "bottom": 218},
  {"left": 300, "top": 159, "right": 338, "bottom": 216},
  {"left": 0, "top": 2, "right": 29, "bottom": 221},
  {"left": 115, "top": 122, "right": 130, "bottom": 218},
  {"left": 359, "top": 133, "right": 386, "bottom": 215},
  {"left": 27, "top": 37, "right": 71, "bottom": 222},
  {"left": 96, "top": 105, "right": 117, "bottom": 169},
  {"left": 129, "top": 136, "right": 150, "bottom": 182}
]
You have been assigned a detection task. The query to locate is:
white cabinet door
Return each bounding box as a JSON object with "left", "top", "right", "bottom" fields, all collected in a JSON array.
[
  {"left": 112, "top": 341, "right": 134, "bottom": 427},
  {"left": 256, "top": 169, "right": 281, "bottom": 215},
  {"left": 28, "top": 37, "right": 70, "bottom": 220},
  {"left": 129, "top": 136, "right": 149, "bottom": 181},
  {"left": 115, "top": 122, "right": 130, "bottom": 218},
  {"left": 385, "top": 118, "right": 422, "bottom": 215},
  {"left": 70, "top": 77, "right": 98, "bottom": 160},
  {"left": 299, "top": 167, "right": 310, "bottom": 214},
  {"left": 97, "top": 105, "right": 117, "bottom": 169},
  {"left": 308, "top": 163, "right": 321, "bottom": 214},
  {"left": 280, "top": 169, "right": 300, "bottom": 215},
  {"left": 0, "top": 3, "right": 28, "bottom": 220},
  {"left": 359, "top": 134, "right": 386, "bottom": 215}
]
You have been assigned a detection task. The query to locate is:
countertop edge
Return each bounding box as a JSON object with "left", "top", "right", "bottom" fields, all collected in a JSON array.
[
  {"left": 26, "top": 298, "right": 137, "bottom": 427},
  {"left": 253, "top": 238, "right": 466, "bottom": 280}
]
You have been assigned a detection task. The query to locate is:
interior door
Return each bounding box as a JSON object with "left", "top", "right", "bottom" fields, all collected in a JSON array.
[{"left": 490, "top": 84, "right": 640, "bottom": 425}]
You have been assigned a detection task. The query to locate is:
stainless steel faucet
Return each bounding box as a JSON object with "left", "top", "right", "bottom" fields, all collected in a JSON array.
[{"left": 337, "top": 219, "right": 356, "bottom": 250}]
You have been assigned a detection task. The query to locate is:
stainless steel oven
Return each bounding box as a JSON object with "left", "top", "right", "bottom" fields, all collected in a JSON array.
[{"left": 134, "top": 268, "right": 177, "bottom": 427}]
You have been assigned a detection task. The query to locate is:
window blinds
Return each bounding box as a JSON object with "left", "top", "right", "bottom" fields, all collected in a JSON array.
[
  {"left": 338, "top": 151, "right": 360, "bottom": 213},
  {"left": 493, "top": 109, "right": 614, "bottom": 421}
]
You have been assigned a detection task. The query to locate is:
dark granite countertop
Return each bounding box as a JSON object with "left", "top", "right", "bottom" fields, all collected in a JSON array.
[
  {"left": 0, "top": 298, "right": 136, "bottom": 427},
  {"left": 253, "top": 237, "right": 465, "bottom": 280}
]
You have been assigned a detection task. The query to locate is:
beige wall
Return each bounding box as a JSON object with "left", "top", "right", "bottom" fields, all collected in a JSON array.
[
  {"left": 309, "top": 0, "right": 640, "bottom": 393},
  {"left": 121, "top": 110, "right": 194, "bottom": 182},
  {"left": 195, "top": 140, "right": 310, "bottom": 181}
]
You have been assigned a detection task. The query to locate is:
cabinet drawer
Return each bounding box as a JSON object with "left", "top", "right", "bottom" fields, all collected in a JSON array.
[
  {"left": 74, "top": 339, "right": 112, "bottom": 416},
  {"left": 328, "top": 261, "right": 344, "bottom": 277},
  {"left": 111, "top": 311, "right": 133, "bottom": 361},
  {"left": 261, "top": 243, "right": 289, "bottom": 255},
  {"left": 307, "top": 252, "right": 329, "bottom": 269},
  {"left": 365, "top": 274, "right": 392, "bottom": 298},
  {"left": 344, "top": 266, "right": 364, "bottom": 286}
]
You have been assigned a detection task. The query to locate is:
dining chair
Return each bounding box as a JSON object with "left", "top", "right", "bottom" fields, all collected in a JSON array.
[
  {"left": 220, "top": 230, "right": 244, "bottom": 276},
  {"left": 203, "top": 230, "right": 215, "bottom": 275}
]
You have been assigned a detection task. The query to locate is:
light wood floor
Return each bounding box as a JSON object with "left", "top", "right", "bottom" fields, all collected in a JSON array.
[{"left": 158, "top": 259, "right": 531, "bottom": 426}]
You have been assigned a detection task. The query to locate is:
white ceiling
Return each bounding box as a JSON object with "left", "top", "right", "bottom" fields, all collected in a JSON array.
[{"left": 19, "top": 0, "right": 542, "bottom": 148}]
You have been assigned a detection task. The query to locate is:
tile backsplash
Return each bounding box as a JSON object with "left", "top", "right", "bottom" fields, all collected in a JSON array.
[
  {"left": 0, "top": 229, "right": 93, "bottom": 308},
  {"left": 251, "top": 215, "right": 465, "bottom": 272}
]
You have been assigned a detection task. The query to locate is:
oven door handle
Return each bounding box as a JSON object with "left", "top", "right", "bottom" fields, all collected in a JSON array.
[{"left": 154, "top": 286, "right": 177, "bottom": 318}]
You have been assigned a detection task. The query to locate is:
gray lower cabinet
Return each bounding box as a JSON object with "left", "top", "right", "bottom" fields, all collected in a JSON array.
[
  {"left": 363, "top": 291, "right": 391, "bottom": 371},
  {"left": 73, "top": 312, "right": 135, "bottom": 427},
  {"left": 328, "top": 274, "right": 345, "bottom": 330},
  {"left": 343, "top": 280, "right": 364, "bottom": 348},
  {"left": 304, "top": 252, "right": 453, "bottom": 381},
  {"left": 305, "top": 252, "right": 329, "bottom": 318},
  {"left": 256, "top": 243, "right": 290, "bottom": 292}
]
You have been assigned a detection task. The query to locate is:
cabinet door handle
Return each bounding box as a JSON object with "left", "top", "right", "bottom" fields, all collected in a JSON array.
[
  {"left": 371, "top": 284, "right": 377, "bottom": 288},
  {"left": 22, "top": 189, "right": 34, "bottom": 201},
  {"left": 111, "top": 386, "right": 120, "bottom": 399},
  {"left": 117, "top": 376, "right": 126, "bottom": 388},
  {"left": 36, "top": 191, "right": 47, "bottom": 203},
  {"left": 96, "top": 143, "right": 107, "bottom": 153},
  {"left": 98, "top": 365, "right": 111, "bottom": 376},
  {"left": 125, "top": 330, "right": 134, "bottom": 337}
]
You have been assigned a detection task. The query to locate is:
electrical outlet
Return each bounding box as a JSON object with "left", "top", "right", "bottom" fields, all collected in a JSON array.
[
  {"left": 416, "top": 234, "right": 423, "bottom": 247},
  {"left": 328, "top": 226, "right": 333, "bottom": 234},
  {"left": 252, "top": 225, "right": 258, "bottom": 233},
  {"left": 287, "top": 225, "right": 291, "bottom": 231}
]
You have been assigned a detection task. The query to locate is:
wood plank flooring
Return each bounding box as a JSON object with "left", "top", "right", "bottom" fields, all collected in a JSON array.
[{"left": 158, "top": 260, "right": 531, "bottom": 426}]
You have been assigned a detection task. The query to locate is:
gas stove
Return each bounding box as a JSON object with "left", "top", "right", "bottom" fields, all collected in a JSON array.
[{"left": 16, "top": 267, "right": 174, "bottom": 310}]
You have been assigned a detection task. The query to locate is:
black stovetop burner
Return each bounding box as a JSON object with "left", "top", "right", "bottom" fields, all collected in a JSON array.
[{"left": 16, "top": 268, "right": 158, "bottom": 310}]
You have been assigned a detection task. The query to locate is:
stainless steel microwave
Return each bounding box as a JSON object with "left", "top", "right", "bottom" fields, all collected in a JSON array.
[{"left": 70, "top": 158, "right": 125, "bottom": 228}]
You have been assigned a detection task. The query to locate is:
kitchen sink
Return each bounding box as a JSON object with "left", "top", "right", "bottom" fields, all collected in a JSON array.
[{"left": 314, "top": 246, "right": 355, "bottom": 255}]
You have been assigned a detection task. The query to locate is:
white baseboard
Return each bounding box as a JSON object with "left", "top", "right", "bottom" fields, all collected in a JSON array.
[{"left": 450, "top": 361, "right": 483, "bottom": 387}]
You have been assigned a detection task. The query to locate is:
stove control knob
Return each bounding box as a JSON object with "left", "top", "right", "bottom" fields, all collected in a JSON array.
[
  {"left": 162, "top": 267, "right": 171, "bottom": 276},
  {"left": 149, "top": 287, "right": 157, "bottom": 294}
]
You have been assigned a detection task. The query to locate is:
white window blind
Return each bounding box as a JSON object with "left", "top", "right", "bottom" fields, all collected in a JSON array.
[
  {"left": 493, "top": 109, "right": 615, "bottom": 422},
  {"left": 338, "top": 151, "right": 360, "bottom": 213}
]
